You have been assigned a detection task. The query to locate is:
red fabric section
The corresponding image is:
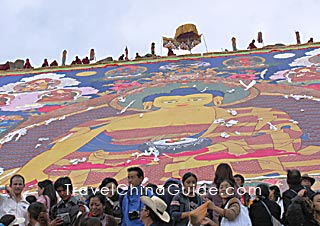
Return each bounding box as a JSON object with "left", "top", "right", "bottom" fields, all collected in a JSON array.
[
  {"left": 38, "top": 105, "right": 64, "bottom": 112},
  {"left": 245, "top": 134, "right": 273, "bottom": 145},
  {"left": 305, "top": 84, "right": 320, "bottom": 91},
  {"left": 164, "top": 148, "right": 209, "bottom": 157}
]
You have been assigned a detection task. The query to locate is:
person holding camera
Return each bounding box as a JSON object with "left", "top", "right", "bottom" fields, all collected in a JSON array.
[
  {"left": 120, "top": 167, "right": 153, "bottom": 226},
  {"left": 50, "top": 177, "right": 80, "bottom": 226}
]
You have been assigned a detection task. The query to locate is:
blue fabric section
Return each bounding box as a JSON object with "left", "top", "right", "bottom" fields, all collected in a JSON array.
[
  {"left": 76, "top": 132, "right": 139, "bottom": 152},
  {"left": 121, "top": 185, "right": 153, "bottom": 226},
  {"left": 301, "top": 133, "right": 309, "bottom": 140},
  {"left": 263, "top": 173, "right": 280, "bottom": 176}
]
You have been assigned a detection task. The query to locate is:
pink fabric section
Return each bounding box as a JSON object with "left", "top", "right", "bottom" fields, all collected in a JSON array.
[{"left": 194, "top": 149, "right": 299, "bottom": 161}]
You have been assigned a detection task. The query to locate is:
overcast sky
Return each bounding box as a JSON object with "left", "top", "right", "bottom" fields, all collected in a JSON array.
[{"left": 1, "top": 0, "right": 319, "bottom": 67}]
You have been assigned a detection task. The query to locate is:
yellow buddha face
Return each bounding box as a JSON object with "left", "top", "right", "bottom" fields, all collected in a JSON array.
[{"left": 153, "top": 93, "right": 213, "bottom": 109}]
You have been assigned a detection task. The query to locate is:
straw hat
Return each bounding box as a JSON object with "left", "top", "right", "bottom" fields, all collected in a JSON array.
[
  {"left": 301, "top": 174, "right": 315, "bottom": 186},
  {"left": 140, "top": 196, "right": 170, "bottom": 223}
]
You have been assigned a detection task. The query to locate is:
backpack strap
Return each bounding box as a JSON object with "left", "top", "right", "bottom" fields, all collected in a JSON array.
[
  {"left": 119, "top": 190, "right": 127, "bottom": 210},
  {"left": 260, "top": 199, "right": 280, "bottom": 226},
  {"left": 260, "top": 200, "right": 272, "bottom": 217},
  {"left": 225, "top": 197, "right": 240, "bottom": 209},
  {"left": 290, "top": 189, "right": 298, "bottom": 195}
]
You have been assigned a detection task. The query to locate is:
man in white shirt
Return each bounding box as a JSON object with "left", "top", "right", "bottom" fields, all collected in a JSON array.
[{"left": 0, "top": 174, "right": 29, "bottom": 226}]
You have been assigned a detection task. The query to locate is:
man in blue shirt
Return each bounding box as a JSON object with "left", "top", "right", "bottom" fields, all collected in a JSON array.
[{"left": 121, "top": 167, "right": 153, "bottom": 226}]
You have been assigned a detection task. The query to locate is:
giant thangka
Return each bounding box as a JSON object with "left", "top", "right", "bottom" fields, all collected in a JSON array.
[{"left": 0, "top": 44, "right": 320, "bottom": 189}]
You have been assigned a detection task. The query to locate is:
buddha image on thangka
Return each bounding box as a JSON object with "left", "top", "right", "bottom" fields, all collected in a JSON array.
[{"left": 7, "top": 79, "right": 320, "bottom": 188}]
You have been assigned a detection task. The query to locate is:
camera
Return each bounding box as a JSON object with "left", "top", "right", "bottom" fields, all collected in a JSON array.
[
  {"left": 57, "top": 212, "right": 71, "bottom": 224},
  {"left": 128, "top": 210, "right": 140, "bottom": 220}
]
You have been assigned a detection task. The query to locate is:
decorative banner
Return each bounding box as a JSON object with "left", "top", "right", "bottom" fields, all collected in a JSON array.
[{"left": 163, "top": 24, "right": 201, "bottom": 51}]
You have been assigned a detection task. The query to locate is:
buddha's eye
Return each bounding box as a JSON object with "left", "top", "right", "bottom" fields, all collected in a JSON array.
[
  {"left": 163, "top": 100, "right": 177, "bottom": 104},
  {"left": 189, "top": 98, "right": 202, "bottom": 101}
]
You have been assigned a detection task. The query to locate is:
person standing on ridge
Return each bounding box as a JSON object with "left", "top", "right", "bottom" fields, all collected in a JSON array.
[
  {"left": 125, "top": 46, "right": 129, "bottom": 60},
  {"left": 151, "top": 42, "right": 155, "bottom": 56},
  {"left": 62, "top": 50, "right": 67, "bottom": 66}
]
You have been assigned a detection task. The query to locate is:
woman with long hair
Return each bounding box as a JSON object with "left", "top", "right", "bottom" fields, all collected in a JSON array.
[
  {"left": 269, "top": 185, "right": 284, "bottom": 217},
  {"left": 206, "top": 163, "right": 238, "bottom": 223},
  {"left": 214, "top": 164, "right": 235, "bottom": 186},
  {"left": 37, "top": 180, "right": 57, "bottom": 214},
  {"left": 98, "top": 177, "right": 122, "bottom": 223},
  {"left": 170, "top": 172, "right": 203, "bottom": 226}
]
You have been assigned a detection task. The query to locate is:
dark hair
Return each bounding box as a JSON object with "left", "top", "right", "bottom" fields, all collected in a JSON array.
[
  {"left": 217, "top": 178, "right": 235, "bottom": 191},
  {"left": 0, "top": 214, "right": 15, "bottom": 226},
  {"left": 256, "top": 183, "right": 270, "bottom": 199},
  {"left": 85, "top": 186, "right": 95, "bottom": 198},
  {"left": 80, "top": 217, "right": 102, "bottom": 226},
  {"left": 287, "top": 169, "right": 302, "bottom": 186},
  {"left": 88, "top": 192, "right": 106, "bottom": 206},
  {"left": 10, "top": 174, "right": 25, "bottom": 186},
  {"left": 311, "top": 191, "right": 320, "bottom": 201},
  {"left": 26, "top": 195, "right": 37, "bottom": 204},
  {"left": 269, "top": 185, "right": 281, "bottom": 201},
  {"left": 145, "top": 205, "right": 161, "bottom": 223},
  {"left": 38, "top": 179, "right": 57, "bottom": 208},
  {"left": 182, "top": 172, "right": 197, "bottom": 184},
  {"left": 54, "top": 176, "right": 73, "bottom": 192},
  {"left": 28, "top": 202, "right": 48, "bottom": 226},
  {"left": 99, "top": 177, "right": 118, "bottom": 190},
  {"left": 234, "top": 174, "right": 245, "bottom": 184},
  {"left": 214, "top": 163, "right": 235, "bottom": 185},
  {"left": 127, "top": 167, "right": 144, "bottom": 178},
  {"left": 146, "top": 183, "right": 158, "bottom": 194}
]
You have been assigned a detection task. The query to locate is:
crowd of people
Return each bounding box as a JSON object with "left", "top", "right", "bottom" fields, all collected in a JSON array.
[
  {"left": 22, "top": 48, "right": 96, "bottom": 70},
  {"left": 0, "top": 163, "right": 319, "bottom": 226}
]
